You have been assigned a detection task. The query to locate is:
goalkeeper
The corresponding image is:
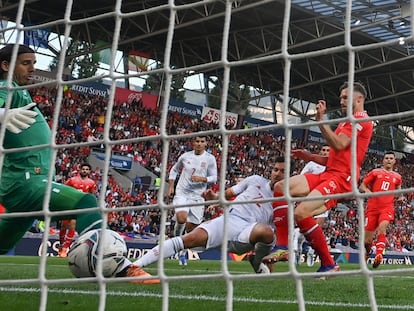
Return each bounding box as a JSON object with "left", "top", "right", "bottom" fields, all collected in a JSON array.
[
  {"left": 0, "top": 46, "right": 101, "bottom": 253},
  {"left": 0, "top": 44, "right": 107, "bottom": 255},
  {"left": 0, "top": 44, "right": 158, "bottom": 284}
]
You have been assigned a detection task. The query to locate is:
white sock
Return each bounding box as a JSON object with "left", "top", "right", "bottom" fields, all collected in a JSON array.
[
  {"left": 117, "top": 258, "right": 133, "bottom": 272},
  {"left": 174, "top": 223, "right": 186, "bottom": 237},
  {"left": 136, "top": 237, "right": 184, "bottom": 267}
]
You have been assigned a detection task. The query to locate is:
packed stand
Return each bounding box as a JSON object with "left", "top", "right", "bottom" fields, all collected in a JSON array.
[{"left": 29, "top": 86, "right": 414, "bottom": 253}]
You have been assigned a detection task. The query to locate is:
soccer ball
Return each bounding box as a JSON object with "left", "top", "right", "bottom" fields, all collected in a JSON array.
[{"left": 67, "top": 229, "right": 127, "bottom": 278}]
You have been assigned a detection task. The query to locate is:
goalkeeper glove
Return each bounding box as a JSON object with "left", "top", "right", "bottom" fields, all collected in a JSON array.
[{"left": 0, "top": 102, "right": 38, "bottom": 134}]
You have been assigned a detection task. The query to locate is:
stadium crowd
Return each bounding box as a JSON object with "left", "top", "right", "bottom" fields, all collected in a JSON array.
[{"left": 29, "top": 85, "right": 414, "bottom": 253}]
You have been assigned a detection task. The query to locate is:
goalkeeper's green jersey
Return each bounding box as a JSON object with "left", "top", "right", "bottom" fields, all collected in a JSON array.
[{"left": 0, "top": 80, "right": 51, "bottom": 194}]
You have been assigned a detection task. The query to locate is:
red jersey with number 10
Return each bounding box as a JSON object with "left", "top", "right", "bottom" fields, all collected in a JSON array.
[
  {"left": 65, "top": 176, "right": 97, "bottom": 194},
  {"left": 326, "top": 111, "right": 373, "bottom": 180},
  {"left": 363, "top": 168, "right": 402, "bottom": 209}
]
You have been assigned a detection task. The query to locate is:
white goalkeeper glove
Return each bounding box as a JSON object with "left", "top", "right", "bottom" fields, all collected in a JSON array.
[{"left": 0, "top": 102, "right": 38, "bottom": 134}]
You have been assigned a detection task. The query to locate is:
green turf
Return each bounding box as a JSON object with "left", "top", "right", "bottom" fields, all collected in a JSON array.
[{"left": 1, "top": 256, "right": 414, "bottom": 311}]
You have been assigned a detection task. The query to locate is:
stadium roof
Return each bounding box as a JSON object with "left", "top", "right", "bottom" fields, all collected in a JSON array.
[{"left": 1, "top": 0, "right": 413, "bottom": 139}]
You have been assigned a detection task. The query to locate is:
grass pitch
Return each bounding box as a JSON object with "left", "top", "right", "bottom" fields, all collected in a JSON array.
[{"left": 0, "top": 256, "right": 414, "bottom": 311}]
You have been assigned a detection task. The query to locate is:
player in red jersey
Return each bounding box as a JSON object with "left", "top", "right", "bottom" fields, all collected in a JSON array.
[
  {"left": 360, "top": 151, "right": 404, "bottom": 268},
  {"left": 263, "top": 148, "right": 329, "bottom": 267},
  {"left": 266, "top": 81, "right": 373, "bottom": 275},
  {"left": 58, "top": 163, "right": 97, "bottom": 257},
  {"left": 263, "top": 157, "right": 294, "bottom": 268}
]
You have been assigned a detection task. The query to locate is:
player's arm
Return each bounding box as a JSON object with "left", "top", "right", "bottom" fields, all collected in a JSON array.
[
  {"left": 206, "top": 157, "right": 218, "bottom": 183},
  {"left": 167, "top": 179, "right": 175, "bottom": 197},
  {"left": 396, "top": 185, "right": 405, "bottom": 203},
  {"left": 395, "top": 174, "right": 405, "bottom": 202},
  {"left": 90, "top": 181, "right": 97, "bottom": 194},
  {"left": 321, "top": 130, "right": 351, "bottom": 151},
  {"left": 192, "top": 175, "right": 208, "bottom": 183},
  {"left": 167, "top": 157, "right": 182, "bottom": 196},
  {"left": 308, "top": 154, "right": 328, "bottom": 166},
  {"left": 315, "top": 100, "right": 351, "bottom": 151},
  {"left": 292, "top": 150, "right": 328, "bottom": 166},
  {"left": 224, "top": 188, "right": 236, "bottom": 200},
  {"left": 202, "top": 188, "right": 235, "bottom": 201},
  {"left": 359, "top": 181, "right": 371, "bottom": 194},
  {"left": 192, "top": 157, "right": 217, "bottom": 183},
  {"left": 65, "top": 178, "right": 73, "bottom": 187},
  {"left": 359, "top": 171, "right": 374, "bottom": 194}
]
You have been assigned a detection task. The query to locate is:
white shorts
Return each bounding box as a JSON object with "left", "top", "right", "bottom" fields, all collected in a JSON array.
[
  {"left": 173, "top": 195, "right": 205, "bottom": 225},
  {"left": 198, "top": 215, "right": 257, "bottom": 254},
  {"left": 315, "top": 210, "right": 329, "bottom": 219}
]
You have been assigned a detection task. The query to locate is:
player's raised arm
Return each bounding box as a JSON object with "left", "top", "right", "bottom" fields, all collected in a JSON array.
[{"left": 315, "top": 100, "right": 351, "bottom": 151}]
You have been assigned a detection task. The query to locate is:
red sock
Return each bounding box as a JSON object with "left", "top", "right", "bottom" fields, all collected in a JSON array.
[
  {"left": 297, "top": 216, "right": 334, "bottom": 266},
  {"left": 59, "top": 229, "right": 66, "bottom": 246},
  {"left": 63, "top": 229, "right": 76, "bottom": 249},
  {"left": 273, "top": 207, "right": 288, "bottom": 248},
  {"left": 376, "top": 233, "right": 386, "bottom": 256}
]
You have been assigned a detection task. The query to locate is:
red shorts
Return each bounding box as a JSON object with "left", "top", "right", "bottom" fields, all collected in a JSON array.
[
  {"left": 304, "top": 171, "right": 352, "bottom": 210},
  {"left": 364, "top": 207, "right": 394, "bottom": 231}
]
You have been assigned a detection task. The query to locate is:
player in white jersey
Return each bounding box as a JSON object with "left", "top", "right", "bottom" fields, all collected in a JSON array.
[
  {"left": 294, "top": 145, "right": 330, "bottom": 266},
  {"left": 168, "top": 135, "right": 218, "bottom": 265},
  {"left": 131, "top": 158, "right": 287, "bottom": 279}
]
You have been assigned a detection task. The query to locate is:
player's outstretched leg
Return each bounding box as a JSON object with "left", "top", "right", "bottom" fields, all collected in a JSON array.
[
  {"left": 248, "top": 253, "right": 270, "bottom": 274},
  {"left": 173, "top": 219, "right": 187, "bottom": 266},
  {"left": 123, "top": 236, "right": 186, "bottom": 284},
  {"left": 116, "top": 265, "right": 160, "bottom": 284}
]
